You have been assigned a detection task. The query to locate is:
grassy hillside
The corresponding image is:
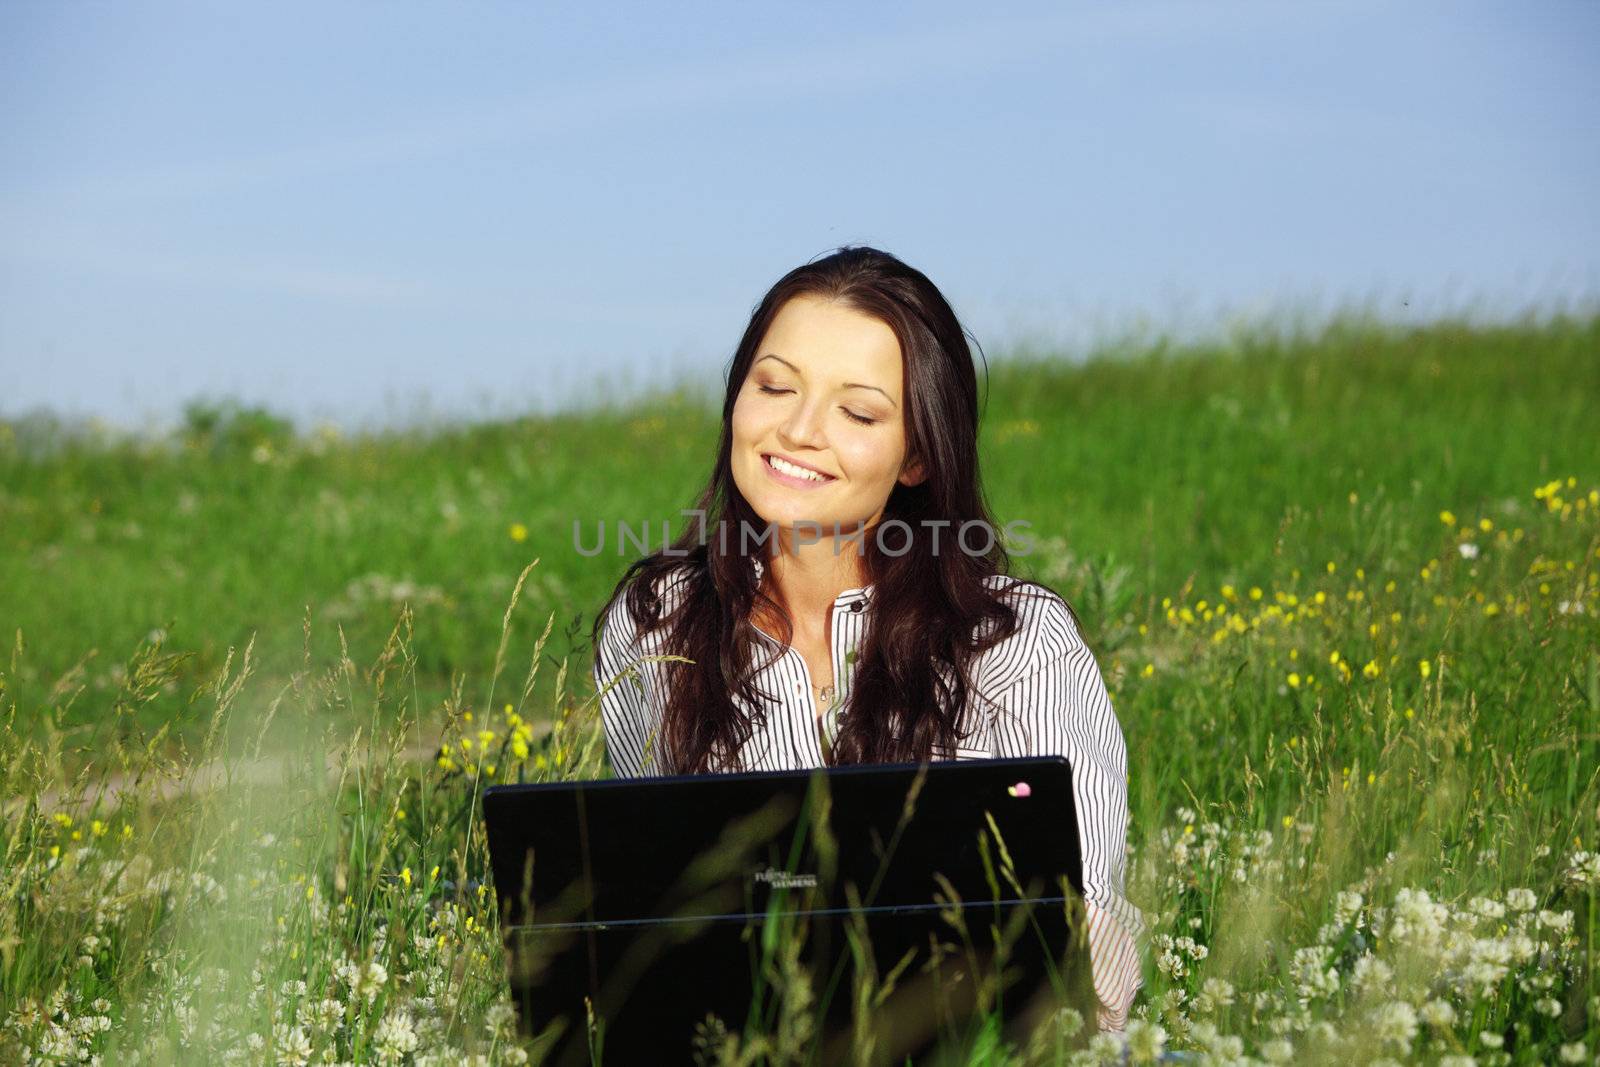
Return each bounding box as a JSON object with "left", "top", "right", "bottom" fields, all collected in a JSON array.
[
  {"left": 2, "top": 311, "right": 1597, "bottom": 1063},
  {"left": 3, "top": 313, "right": 1597, "bottom": 745}
]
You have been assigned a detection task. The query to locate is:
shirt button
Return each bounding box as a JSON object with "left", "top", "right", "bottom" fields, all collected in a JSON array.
[{"left": 851, "top": 601, "right": 864, "bottom": 613}]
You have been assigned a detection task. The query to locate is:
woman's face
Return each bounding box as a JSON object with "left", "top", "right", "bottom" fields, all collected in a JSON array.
[{"left": 731, "top": 293, "right": 924, "bottom": 538}]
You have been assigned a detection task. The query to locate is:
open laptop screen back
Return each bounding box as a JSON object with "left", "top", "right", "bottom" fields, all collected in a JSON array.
[{"left": 482, "top": 756, "right": 1095, "bottom": 1065}]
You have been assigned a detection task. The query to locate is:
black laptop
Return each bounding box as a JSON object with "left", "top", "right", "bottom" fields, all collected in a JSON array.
[{"left": 481, "top": 756, "right": 1097, "bottom": 1066}]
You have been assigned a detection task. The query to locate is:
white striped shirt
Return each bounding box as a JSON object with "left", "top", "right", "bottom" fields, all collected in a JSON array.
[{"left": 592, "top": 559, "right": 1146, "bottom": 1030}]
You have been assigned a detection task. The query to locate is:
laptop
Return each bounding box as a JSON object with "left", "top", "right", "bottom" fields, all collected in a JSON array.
[{"left": 481, "top": 756, "right": 1097, "bottom": 1066}]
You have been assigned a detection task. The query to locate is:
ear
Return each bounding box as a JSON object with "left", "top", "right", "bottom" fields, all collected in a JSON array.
[{"left": 899, "top": 452, "right": 927, "bottom": 488}]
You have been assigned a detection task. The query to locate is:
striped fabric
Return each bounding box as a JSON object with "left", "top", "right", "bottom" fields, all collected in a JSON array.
[{"left": 592, "top": 559, "right": 1146, "bottom": 1032}]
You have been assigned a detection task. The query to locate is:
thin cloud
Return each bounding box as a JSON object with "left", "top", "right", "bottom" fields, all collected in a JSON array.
[
  {"left": 4, "top": 1, "right": 1311, "bottom": 210},
  {"left": 3, "top": 234, "right": 433, "bottom": 305}
]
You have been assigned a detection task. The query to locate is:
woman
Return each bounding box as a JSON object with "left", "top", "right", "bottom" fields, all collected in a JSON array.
[{"left": 590, "top": 246, "right": 1145, "bottom": 1032}]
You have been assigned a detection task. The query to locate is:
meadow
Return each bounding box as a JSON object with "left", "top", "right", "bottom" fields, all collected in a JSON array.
[{"left": 1, "top": 310, "right": 1597, "bottom": 1064}]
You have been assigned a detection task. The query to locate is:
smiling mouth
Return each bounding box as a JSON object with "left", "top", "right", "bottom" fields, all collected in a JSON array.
[{"left": 763, "top": 453, "right": 836, "bottom": 483}]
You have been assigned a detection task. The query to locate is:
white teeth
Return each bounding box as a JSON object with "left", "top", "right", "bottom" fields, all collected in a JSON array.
[{"left": 767, "top": 455, "right": 829, "bottom": 482}]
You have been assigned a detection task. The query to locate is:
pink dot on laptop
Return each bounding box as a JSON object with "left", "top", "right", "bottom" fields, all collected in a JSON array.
[{"left": 1007, "top": 781, "right": 1031, "bottom": 797}]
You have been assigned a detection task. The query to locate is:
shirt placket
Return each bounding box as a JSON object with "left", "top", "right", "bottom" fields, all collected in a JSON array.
[{"left": 815, "top": 598, "right": 865, "bottom": 762}]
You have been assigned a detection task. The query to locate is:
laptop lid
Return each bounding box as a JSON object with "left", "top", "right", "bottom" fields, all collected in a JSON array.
[{"left": 482, "top": 756, "right": 1093, "bottom": 1065}]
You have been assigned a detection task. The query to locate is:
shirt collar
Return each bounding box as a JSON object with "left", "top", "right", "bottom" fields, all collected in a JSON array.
[{"left": 752, "top": 556, "right": 875, "bottom": 610}]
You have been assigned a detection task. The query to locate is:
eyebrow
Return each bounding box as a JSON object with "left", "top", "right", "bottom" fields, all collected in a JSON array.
[{"left": 754, "top": 354, "right": 898, "bottom": 409}]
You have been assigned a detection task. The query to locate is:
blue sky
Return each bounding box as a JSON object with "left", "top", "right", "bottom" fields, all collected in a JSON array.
[{"left": 3, "top": 1, "right": 1597, "bottom": 431}]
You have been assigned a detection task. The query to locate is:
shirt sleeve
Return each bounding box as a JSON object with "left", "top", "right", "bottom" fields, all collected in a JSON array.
[
  {"left": 984, "top": 592, "right": 1146, "bottom": 1032},
  {"left": 593, "top": 594, "right": 657, "bottom": 779}
]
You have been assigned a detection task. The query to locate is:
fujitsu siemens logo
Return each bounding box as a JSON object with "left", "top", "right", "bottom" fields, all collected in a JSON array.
[{"left": 753, "top": 867, "right": 818, "bottom": 889}]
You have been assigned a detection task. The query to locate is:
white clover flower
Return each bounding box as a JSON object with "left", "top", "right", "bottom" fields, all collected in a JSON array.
[
  {"left": 1419, "top": 998, "right": 1458, "bottom": 1027},
  {"left": 1123, "top": 1019, "right": 1167, "bottom": 1064},
  {"left": 1534, "top": 996, "right": 1561, "bottom": 1018},
  {"left": 1558, "top": 1042, "right": 1589, "bottom": 1064},
  {"left": 1478, "top": 1030, "right": 1504, "bottom": 1049},
  {"left": 1458, "top": 541, "right": 1480, "bottom": 559},
  {"left": 1194, "top": 976, "right": 1235, "bottom": 1015},
  {"left": 352, "top": 961, "right": 388, "bottom": 1004},
  {"left": 1045, "top": 1004, "right": 1085, "bottom": 1040},
  {"left": 1504, "top": 887, "right": 1536, "bottom": 912},
  {"left": 1351, "top": 954, "right": 1395, "bottom": 999},
  {"left": 484, "top": 1000, "right": 516, "bottom": 1037},
  {"left": 1333, "top": 889, "right": 1364, "bottom": 927},
  {"left": 299, "top": 998, "right": 344, "bottom": 1032},
  {"left": 1468, "top": 896, "right": 1506, "bottom": 920},
  {"left": 1152, "top": 934, "right": 1206, "bottom": 979},
  {"left": 1260, "top": 1038, "right": 1294, "bottom": 1063},
  {"left": 1369, "top": 1000, "right": 1418, "bottom": 1050},
  {"left": 373, "top": 1009, "right": 419, "bottom": 1064},
  {"left": 1308, "top": 1019, "right": 1339, "bottom": 1045},
  {"left": 1439, "top": 1057, "right": 1477, "bottom": 1067},
  {"left": 1187, "top": 1020, "right": 1244, "bottom": 1060},
  {"left": 1506, "top": 931, "right": 1538, "bottom": 965},
  {"left": 1290, "top": 945, "right": 1340, "bottom": 1001},
  {"left": 1564, "top": 851, "right": 1600, "bottom": 889},
  {"left": 1388, "top": 887, "right": 1448, "bottom": 945},
  {"left": 1537, "top": 909, "right": 1574, "bottom": 935},
  {"left": 36, "top": 1024, "right": 80, "bottom": 1061},
  {"left": 275, "top": 1024, "right": 312, "bottom": 1067},
  {"left": 1085, "top": 1032, "right": 1124, "bottom": 1065}
]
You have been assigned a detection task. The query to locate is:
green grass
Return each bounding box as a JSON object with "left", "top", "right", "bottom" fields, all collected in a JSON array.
[{"left": 1, "top": 310, "right": 1597, "bottom": 1064}]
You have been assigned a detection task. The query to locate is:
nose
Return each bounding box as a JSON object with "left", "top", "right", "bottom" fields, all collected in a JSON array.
[{"left": 776, "top": 394, "right": 829, "bottom": 451}]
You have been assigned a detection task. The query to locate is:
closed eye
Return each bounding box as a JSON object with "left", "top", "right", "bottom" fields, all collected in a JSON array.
[{"left": 757, "top": 384, "right": 879, "bottom": 426}]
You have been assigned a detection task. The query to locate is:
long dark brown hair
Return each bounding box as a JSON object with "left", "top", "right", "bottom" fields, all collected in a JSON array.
[{"left": 590, "top": 245, "right": 1082, "bottom": 773}]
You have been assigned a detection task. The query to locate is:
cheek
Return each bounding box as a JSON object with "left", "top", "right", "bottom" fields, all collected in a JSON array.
[
  {"left": 835, "top": 435, "right": 906, "bottom": 485},
  {"left": 730, "top": 396, "right": 758, "bottom": 443}
]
